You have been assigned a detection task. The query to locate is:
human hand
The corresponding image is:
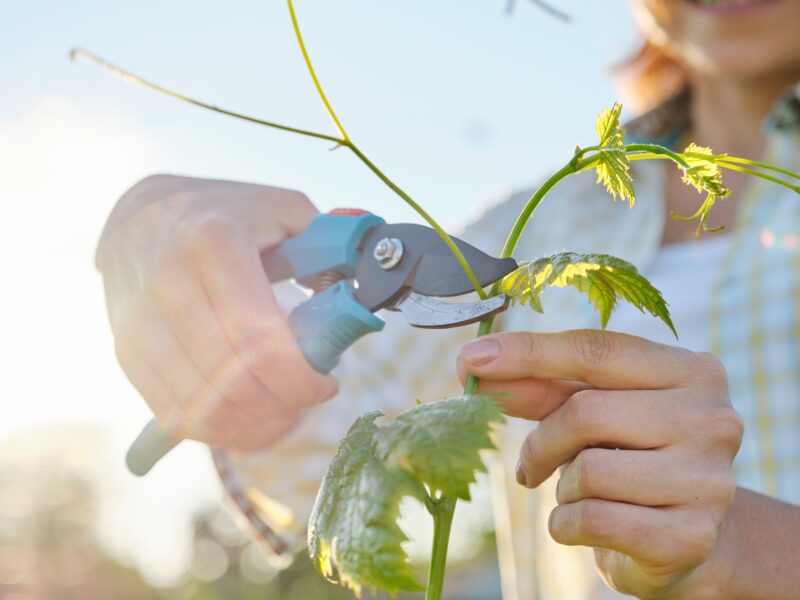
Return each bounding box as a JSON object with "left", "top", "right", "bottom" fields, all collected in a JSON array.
[
  {"left": 457, "top": 329, "right": 743, "bottom": 598},
  {"left": 98, "top": 174, "right": 338, "bottom": 451}
]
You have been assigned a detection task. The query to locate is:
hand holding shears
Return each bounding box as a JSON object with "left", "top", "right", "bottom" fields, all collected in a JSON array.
[{"left": 125, "top": 203, "right": 517, "bottom": 475}]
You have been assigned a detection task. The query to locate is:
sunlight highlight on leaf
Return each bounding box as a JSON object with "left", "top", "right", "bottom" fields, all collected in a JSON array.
[
  {"left": 672, "top": 143, "right": 731, "bottom": 235},
  {"left": 501, "top": 252, "right": 676, "bottom": 337},
  {"left": 594, "top": 103, "right": 635, "bottom": 206},
  {"left": 681, "top": 143, "right": 730, "bottom": 197},
  {"left": 308, "top": 413, "right": 426, "bottom": 597}
]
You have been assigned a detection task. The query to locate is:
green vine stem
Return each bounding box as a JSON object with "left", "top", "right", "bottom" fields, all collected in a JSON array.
[
  {"left": 425, "top": 495, "right": 458, "bottom": 600},
  {"left": 716, "top": 162, "right": 800, "bottom": 194},
  {"left": 69, "top": 48, "right": 344, "bottom": 144},
  {"left": 286, "top": 0, "right": 349, "bottom": 141},
  {"left": 717, "top": 156, "right": 800, "bottom": 181}
]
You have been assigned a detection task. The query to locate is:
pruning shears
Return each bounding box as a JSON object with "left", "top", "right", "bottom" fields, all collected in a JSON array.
[{"left": 127, "top": 209, "right": 518, "bottom": 475}]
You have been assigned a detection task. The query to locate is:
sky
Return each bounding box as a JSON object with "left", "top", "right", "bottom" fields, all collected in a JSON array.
[{"left": 0, "top": 0, "right": 637, "bottom": 585}]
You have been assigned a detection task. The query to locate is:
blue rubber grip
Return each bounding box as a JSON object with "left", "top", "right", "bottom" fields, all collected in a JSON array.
[
  {"left": 276, "top": 212, "right": 385, "bottom": 280},
  {"left": 126, "top": 420, "right": 180, "bottom": 476},
  {"left": 288, "top": 280, "right": 385, "bottom": 374}
]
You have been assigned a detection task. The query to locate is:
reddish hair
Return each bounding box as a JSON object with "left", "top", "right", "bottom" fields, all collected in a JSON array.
[{"left": 616, "top": 40, "right": 688, "bottom": 114}]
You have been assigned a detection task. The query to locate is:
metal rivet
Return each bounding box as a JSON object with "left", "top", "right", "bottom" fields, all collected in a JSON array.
[{"left": 373, "top": 237, "right": 404, "bottom": 270}]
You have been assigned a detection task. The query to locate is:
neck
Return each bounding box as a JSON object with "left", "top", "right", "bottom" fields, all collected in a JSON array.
[{"left": 688, "top": 73, "right": 795, "bottom": 159}]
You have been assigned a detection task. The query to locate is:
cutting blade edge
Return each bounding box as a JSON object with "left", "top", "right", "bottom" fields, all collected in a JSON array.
[{"left": 395, "top": 292, "right": 510, "bottom": 329}]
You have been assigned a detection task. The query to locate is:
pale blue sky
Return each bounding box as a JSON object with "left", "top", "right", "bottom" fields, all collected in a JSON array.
[
  {"left": 0, "top": 0, "right": 639, "bottom": 585},
  {"left": 2, "top": 0, "right": 637, "bottom": 224}
]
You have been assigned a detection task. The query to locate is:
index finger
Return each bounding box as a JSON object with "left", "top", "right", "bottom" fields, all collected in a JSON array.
[{"left": 457, "top": 329, "right": 695, "bottom": 390}]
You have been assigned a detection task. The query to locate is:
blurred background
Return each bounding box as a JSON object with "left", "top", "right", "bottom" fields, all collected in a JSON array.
[{"left": 1, "top": 1, "right": 636, "bottom": 597}]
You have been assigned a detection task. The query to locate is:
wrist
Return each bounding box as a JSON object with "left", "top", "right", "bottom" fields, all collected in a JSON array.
[{"left": 654, "top": 490, "right": 741, "bottom": 600}]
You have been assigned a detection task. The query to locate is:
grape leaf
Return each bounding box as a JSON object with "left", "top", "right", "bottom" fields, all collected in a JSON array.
[
  {"left": 308, "top": 413, "right": 426, "bottom": 597},
  {"left": 594, "top": 103, "right": 635, "bottom": 206},
  {"left": 501, "top": 252, "right": 676, "bottom": 337},
  {"left": 308, "top": 396, "right": 504, "bottom": 597},
  {"left": 672, "top": 143, "right": 731, "bottom": 235},
  {"left": 680, "top": 143, "right": 730, "bottom": 198},
  {"left": 374, "top": 395, "right": 505, "bottom": 501}
]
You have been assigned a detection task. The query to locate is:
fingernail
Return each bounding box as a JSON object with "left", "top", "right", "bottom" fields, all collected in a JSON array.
[
  {"left": 460, "top": 338, "right": 501, "bottom": 366},
  {"left": 515, "top": 458, "right": 528, "bottom": 487}
]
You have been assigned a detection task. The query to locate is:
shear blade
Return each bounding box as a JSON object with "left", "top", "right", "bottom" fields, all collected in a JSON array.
[
  {"left": 355, "top": 223, "right": 518, "bottom": 311},
  {"left": 412, "top": 252, "right": 518, "bottom": 298},
  {"left": 395, "top": 292, "right": 510, "bottom": 329}
]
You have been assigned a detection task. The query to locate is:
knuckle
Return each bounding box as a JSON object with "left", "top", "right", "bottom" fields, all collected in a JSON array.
[
  {"left": 706, "top": 405, "right": 744, "bottom": 448},
  {"left": 691, "top": 352, "right": 729, "bottom": 389},
  {"left": 574, "top": 449, "right": 601, "bottom": 497},
  {"left": 520, "top": 332, "right": 544, "bottom": 365},
  {"left": 564, "top": 390, "right": 604, "bottom": 434},
  {"left": 278, "top": 189, "right": 318, "bottom": 233},
  {"left": 173, "top": 214, "right": 236, "bottom": 262},
  {"left": 521, "top": 430, "right": 538, "bottom": 466},
  {"left": 289, "top": 190, "right": 315, "bottom": 216},
  {"left": 680, "top": 517, "right": 718, "bottom": 563},
  {"left": 568, "top": 329, "right": 621, "bottom": 368},
  {"left": 191, "top": 214, "right": 238, "bottom": 251}
]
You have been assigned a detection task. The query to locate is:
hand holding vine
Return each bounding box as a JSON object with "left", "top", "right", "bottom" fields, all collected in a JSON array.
[{"left": 458, "top": 329, "right": 743, "bottom": 598}]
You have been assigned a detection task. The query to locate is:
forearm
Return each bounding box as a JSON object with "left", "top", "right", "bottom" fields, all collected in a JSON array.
[{"left": 671, "top": 487, "right": 800, "bottom": 600}]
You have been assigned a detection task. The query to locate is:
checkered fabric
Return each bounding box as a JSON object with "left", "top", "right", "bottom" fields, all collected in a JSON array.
[{"left": 216, "top": 84, "right": 800, "bottom": 600}]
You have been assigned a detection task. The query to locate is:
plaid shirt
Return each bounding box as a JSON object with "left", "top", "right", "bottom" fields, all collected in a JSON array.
[{"left": 217, "top": 84, "right": 800, "bottom": 600}]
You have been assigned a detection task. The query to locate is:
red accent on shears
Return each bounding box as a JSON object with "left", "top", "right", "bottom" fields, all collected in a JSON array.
[{"left": 329, "top": 208, "right": 370, "bottom": 216}]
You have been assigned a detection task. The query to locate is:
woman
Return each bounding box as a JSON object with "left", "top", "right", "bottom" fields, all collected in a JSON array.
[{"left": 98, "top": 0, "right": 800, "bottom": 598}]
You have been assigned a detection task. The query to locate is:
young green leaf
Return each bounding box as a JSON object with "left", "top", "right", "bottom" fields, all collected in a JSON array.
[
  {"left": 308, "top": 413, "right": 427, "bottom": 597},
  {"left": 681, "top": 143, "right": 730, "bottom": 198},
  {"left": 594, "top": 103, "right": 635, "bottom": 206},
  {"left": 374, "top": 395, "right": 505, "bottom": 501},
  {"left": 308, "top": 396, "right": 504, "bottom": 597},
  {"left": 672, "top": 143, "right": 731, "bottom": 235},
  {"left": 501, "top": 252, "right": 676, "bottom": 337}
]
